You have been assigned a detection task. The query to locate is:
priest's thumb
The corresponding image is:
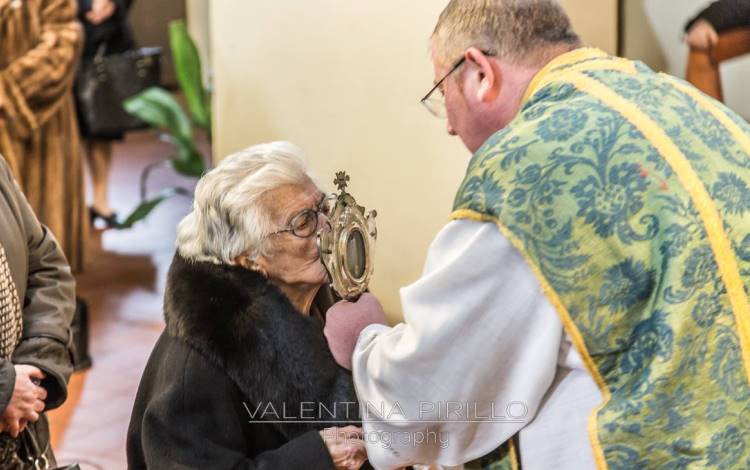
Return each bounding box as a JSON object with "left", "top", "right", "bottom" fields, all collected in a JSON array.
[{"left": 324, "top": 293, "right": 388, "bottom": 369}]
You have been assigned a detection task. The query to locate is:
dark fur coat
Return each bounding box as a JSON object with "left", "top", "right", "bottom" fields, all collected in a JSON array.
[{"left": 127, "top": 254, "right": 360, "bottom": 469}]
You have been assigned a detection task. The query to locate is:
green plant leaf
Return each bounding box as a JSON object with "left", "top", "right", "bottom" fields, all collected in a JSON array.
[
  {"left": 159, "top": 132, "right": 206, "bottom": 177},
  {"left": 117, "top": 188, "right": 181, "bottom": 229},
  {"left": 124, "top": 87, "right": 193, "bottom": 145},
  {"left": 169, "top": 19, "right": 211, "bottom": 133},
  {"left": 170, "top": 145, "right": 206, "bottom": 177}
]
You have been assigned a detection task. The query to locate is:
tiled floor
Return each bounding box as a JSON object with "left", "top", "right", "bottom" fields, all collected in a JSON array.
[{"left": 47, "top": 130, "right": 205, "bottom": 469}]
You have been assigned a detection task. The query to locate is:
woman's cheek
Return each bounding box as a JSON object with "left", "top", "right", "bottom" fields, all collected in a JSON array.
[{"left": 308, "top": 238, "right": 321, "bottom": 260}]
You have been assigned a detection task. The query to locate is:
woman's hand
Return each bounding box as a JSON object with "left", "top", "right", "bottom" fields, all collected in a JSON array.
[
  {"left": 686, "top": 19, "right": 719, "bottom": 50},
  {"left": 85, "top": 0, "right": 116, "bottom": 25},
  {"left": 320, "top": 426, "right": 368, "bottom": 470},
  {"left": 2, "top": 365, "right": 47, "bottom": 437}
]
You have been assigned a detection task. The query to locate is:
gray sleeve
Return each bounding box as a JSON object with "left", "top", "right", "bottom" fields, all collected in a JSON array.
[
  {"left": 0, "top": 158, "right": 75, "bottom": 410},
  {"left": 0, "top": 361, "right": 16, "bottom": 413}
]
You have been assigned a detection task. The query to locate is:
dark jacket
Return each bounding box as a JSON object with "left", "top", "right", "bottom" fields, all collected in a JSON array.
[
  {"left": 127, "top": 254, "right": 364, "bottom": 469},
  {"left": 75, "top": 0, "right": 137, "bottom": 140},
  {"left": 0, "top": 156, "right": 75, "bottom": 464},
  {"left": 685, "top": 0, "right": 750, "bottom": 33},
  {"left": 77, "top": 0, "right": 135, "bottom": 58}
]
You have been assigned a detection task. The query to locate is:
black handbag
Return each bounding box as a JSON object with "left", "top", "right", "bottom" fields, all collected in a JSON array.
[
  {"left": 71, "top": 298, "right": 92, "bottom": 371},
  {"left": 0, "top": 427, "right": 79, "bottom": 470},
  {"left": 75, "top": 45, "right": 161, "bottom": 138},
  {"left": 21, "top": 427, "right": 80, "bottom": 470}
]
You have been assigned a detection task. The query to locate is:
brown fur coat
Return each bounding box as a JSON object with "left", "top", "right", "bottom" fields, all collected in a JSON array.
[{"left": 0, "top": 0, "right": 86, "bottom": 272}]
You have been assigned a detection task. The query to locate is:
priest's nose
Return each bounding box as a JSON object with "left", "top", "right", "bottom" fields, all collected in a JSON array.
[{"left": 447, "top": 121, "right": 456, "bottom": 136}]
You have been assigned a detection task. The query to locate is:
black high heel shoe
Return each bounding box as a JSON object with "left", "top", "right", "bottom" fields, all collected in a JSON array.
[{"left": 89, "top": 207, "right": 120, "bottom": 229}]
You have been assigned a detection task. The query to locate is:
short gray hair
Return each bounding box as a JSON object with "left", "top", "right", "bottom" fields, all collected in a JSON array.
[
  {"left": 432, "top": 0, "right": 580, "bottom": 67},
  {"left": 176, "top": 141, "right": 317, "bottom": 264}
]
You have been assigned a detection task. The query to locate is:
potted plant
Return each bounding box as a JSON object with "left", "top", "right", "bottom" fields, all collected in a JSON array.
[{"left": 118, "top": 19, "right": 211, "bottom": 229}]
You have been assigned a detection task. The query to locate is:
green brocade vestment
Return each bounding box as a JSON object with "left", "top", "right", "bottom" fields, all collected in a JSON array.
[{"left": 455, "top": 48, "right": 750, "bottom": 469}]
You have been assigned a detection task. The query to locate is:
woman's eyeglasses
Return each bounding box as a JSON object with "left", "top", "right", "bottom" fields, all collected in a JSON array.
[{"left": 271, "top": 195, "right": 334, "bottom": 239}]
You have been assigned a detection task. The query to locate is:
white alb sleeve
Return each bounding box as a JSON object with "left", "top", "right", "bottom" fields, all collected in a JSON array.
[{"left": 352, "top": 219, "right": 564, "bottom": 469}]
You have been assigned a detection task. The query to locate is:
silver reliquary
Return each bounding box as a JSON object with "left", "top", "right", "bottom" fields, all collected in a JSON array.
[{"left": 318, "top": 172, "right": 377, "bottom": 301}]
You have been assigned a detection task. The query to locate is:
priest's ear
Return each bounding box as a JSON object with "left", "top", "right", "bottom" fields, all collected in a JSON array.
[{"left": 464, "top": 47, "right": 501, "bottom": 103}]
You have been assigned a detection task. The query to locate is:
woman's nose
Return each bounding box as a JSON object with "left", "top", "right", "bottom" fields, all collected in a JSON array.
[{"left": 318, "top": 212, "right": 332, "bottom": 234}]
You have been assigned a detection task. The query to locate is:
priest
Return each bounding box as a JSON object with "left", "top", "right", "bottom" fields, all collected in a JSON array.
[{"left": 324, "top": 1, "right": 750, "bottom": 469}]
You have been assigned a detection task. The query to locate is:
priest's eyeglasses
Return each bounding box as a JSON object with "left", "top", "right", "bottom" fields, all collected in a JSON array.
[{"left": 420, "top": 50, "right": 496, "bottom": 118}]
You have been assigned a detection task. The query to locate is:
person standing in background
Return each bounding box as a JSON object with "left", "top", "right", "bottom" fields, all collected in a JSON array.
[
  {"left": 685, "top": 0, "right": 750, "bottom": 49},
  {"left": 0, "top": 154, "right": 75, "bottom": 469},
  {"left": 76, "top": 0, "right": 135, "bottom": 228},
  {"left": 0, "top": 0, "right": 87, "bottom": 273}
]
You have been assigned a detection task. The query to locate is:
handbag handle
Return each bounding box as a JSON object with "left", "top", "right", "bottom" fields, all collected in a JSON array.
[
  {"left": 94, "top": 43, "right": 108, "bottom": 62},
  {"left": 21, "top": 428, "right": 50, "bottom": 470}
]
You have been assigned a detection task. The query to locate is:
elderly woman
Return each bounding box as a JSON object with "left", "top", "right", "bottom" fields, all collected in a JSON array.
[{"left": 127, "top": 142, "right": 373, "bottom": 469}]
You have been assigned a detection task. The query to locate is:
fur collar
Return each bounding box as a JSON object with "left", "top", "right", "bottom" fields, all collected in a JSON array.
[{"left": 164, "top": 253, "right": 357, "bottom": 438}]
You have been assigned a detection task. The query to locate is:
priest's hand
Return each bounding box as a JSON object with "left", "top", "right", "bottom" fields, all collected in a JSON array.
[{"left": 324, "top": 293, "right": 387, "bottom": 370}]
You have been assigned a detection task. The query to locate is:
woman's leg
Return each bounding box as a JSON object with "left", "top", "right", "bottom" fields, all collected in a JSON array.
[{"left": 86, "top": 139, "right": 114, "bottom": 216}]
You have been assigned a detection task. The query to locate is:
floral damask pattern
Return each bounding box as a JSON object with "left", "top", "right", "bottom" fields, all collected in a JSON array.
[
  {"left": 712, "top": 173, "right": 750, "bottom": 215},
  {"left": 453, "top": 51, "right": 750, "bottom": 468},
  {"left": 707, "top": 425, "right": 746, "bottom": 468},
  {"left": 571, "top": 162, "right": 650, "bottom": 239},
  {"left": 536, "top": 108, "right": 588, "bottom": 142},
  {"left": 711, "top": 327, "right": 750, "bottom": 402},
  {"left": 619, "top": 311, "right": 673, "bottom": 375},
  {"left": 598, "top": 259, "right": 654, "bottom": 313},
  {"left": 691, "top": 292, "right": 723, "bottom": 327}
]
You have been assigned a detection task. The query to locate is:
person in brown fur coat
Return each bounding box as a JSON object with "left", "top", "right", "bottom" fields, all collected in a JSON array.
[{"left": 0, "top": 0, "right": 87, "bottom": 273}]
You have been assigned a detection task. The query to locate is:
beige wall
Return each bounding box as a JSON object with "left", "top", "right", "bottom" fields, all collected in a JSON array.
[
  {"left": 562, "top": 0, "right": 618, "bottom": 55},
  {"left": 621, "top": 0, "right": 666, "bottom": 71},
  {"left": 209, "top": 0, "right": 618, "bottom": 320},
  {"left": 186, "top": 0, "right": 212, "bottom": 87}
]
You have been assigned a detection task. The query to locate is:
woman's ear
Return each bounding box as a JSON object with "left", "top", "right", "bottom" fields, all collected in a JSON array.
[
  {"left": 465, "top": 47, "right": 501, "bottom": 103},
  {"left": 234, "top": 254, "right": 268, "bottom": 278}
]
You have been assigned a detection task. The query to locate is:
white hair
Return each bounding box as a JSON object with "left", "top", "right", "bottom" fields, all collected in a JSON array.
[{"left": 176, "top": 141, "right": 317, "bottom": 264}]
